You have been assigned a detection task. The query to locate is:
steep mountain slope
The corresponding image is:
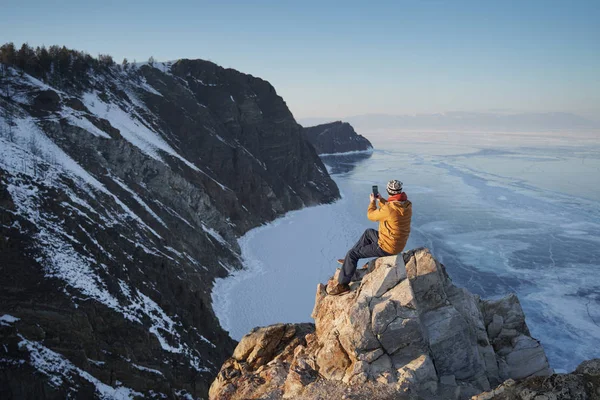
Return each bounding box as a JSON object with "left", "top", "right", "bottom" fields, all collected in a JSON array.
[
  {"left": 302, "top": 121, "right": 372, "bottom": 154},
  {"left": 0, "top": 48, "right": 339, "bottom": 399}
]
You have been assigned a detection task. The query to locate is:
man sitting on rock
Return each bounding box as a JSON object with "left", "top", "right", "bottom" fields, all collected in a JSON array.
[{"left": 328, "top": 179, "right": 412, "bottom": 295}]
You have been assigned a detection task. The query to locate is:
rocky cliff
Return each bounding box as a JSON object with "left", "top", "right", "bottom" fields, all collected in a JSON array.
[
  {"left": 0, "top": 46, "right": 339, "bottom": 399},
  {"left": 209, "top": 248, "right": 552, "bottom": 400},
  {"left": 303, "top": 121, "right": 372, "bottom": 154}
]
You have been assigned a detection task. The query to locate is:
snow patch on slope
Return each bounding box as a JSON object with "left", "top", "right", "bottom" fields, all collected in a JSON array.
[
  {"left": 131, "top": 363, "right": 164, "bottom": 376},
  {"left": 6, "top": 174, "right": 207, "bottom": 368},
  {"left": 201, "top": 224, "right": 228, "bottom": 247},
  {"left": 0, "top": 315, "right": 20, "bottom": 326},
  {"left": 83, "top": 91, "right": 177, "bottom": 162},
  {"left": 61, "top": 112, "right": 112, "bottom": 139},
  {"left": 18, "top": 335, "right": 141, "bottom": 399},
  {"left": 109, "top": 175, "right": 168, "bottom": 228},
  {"left": 0, "top": 117, "right": 211, "bottom": 370},
  {"left": 81, "top": 91, "right": 231, "bottom": 191},
  {"left": 0, "top": 116, "right": 162, "bottom": 239}
]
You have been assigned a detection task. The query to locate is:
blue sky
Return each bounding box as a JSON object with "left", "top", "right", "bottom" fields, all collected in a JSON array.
[{"left": 1, "top": 0, "right": 599, "bottom": 120}]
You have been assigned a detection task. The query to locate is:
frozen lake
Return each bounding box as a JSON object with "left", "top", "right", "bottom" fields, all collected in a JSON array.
[{"left": 212, "top": 130, "right": 600, "bottom": 372}]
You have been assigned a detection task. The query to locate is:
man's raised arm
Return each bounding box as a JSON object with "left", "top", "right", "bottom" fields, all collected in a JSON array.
[{"left": 367, "top": 195, "right": 390, "bottom": 221}]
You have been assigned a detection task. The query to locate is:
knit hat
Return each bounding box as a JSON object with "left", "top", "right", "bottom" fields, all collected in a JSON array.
[{"left": 386, "top": 179, "right": 403, "bottom": 195}]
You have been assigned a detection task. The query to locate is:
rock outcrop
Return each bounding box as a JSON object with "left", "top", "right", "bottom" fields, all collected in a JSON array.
[
  {"left": 303, "top": 121, "right": 373, "bottom": 154},
  {"left": 473, "top": 359, "right": 600, "bottom": 399},
  {"left": 209, "top": 248, "right": 552, "bottom": 399}
]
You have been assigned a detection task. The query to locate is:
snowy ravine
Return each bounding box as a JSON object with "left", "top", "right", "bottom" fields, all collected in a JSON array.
[
  {"left": 0, "top": 54, "right": 338, "bottom": 399},
  {"left": 213, "top": 138, "right": 600, "bottom": 373}
]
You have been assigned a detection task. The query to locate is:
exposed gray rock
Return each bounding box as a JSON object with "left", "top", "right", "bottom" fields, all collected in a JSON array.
[
  {"left": 487, "top": 314, "right": 504, "bottom": 339},
  {"left": 441, "top": 374, "right": 457, "bottom": 386},
  {"left": 502, "top": 335, "right": 552, "bottom": 380},
  {"left": 480, "top": 294, "right": 552, "bottom": 382}
]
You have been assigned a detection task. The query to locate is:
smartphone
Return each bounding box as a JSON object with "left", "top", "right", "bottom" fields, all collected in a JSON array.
[{"left": 372, "top": 185, "right": 379, "bottom": 197}]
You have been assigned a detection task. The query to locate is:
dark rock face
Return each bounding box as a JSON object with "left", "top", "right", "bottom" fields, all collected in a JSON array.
[
  {"left": 303, "top": 121, "right": 372, "bottom": 154},
  {"left": 0, "top": 57, "right": 339, "bottom": 399}
]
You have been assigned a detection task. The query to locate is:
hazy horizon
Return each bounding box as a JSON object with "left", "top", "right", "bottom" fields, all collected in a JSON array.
[
  {"left": 298, "top": 110, "right": 600, "bottom": 135},
  {"left": 2, "top": 0, "right": 598, "bottom": 122}
]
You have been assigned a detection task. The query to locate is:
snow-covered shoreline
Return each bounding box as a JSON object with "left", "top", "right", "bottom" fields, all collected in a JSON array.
[
  {"left": 318, "top": 147, "right": 373, "bottom": 157},
  {"left": 211, "top": 192, "right": 357, "bottom": 339}
]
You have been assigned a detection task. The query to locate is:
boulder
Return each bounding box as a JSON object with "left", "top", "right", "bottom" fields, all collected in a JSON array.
[
  {"left": 33, "top": 89, "right": 61, "bottom": 112},
  {"left": 208, "top": 323, "right": 315, "bottom": 400},
  {"left": 480, "top": 294, "right": 551, "bottom": 381}
]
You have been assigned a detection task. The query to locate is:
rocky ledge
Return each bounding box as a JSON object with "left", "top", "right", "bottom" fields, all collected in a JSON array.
[
  {"left": 303, "top": 121, "right": 373, "bottom": 154},
  {"left": 209, "top": 248, "right": 553, "bottom": 399},
  {"left": 474, "top": 359, "right": 600, "bottom": 399}
]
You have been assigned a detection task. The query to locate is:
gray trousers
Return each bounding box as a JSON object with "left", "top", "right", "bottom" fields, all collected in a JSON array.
[{"left": 338, "top": 228, "right": 390, "bottom": 284}]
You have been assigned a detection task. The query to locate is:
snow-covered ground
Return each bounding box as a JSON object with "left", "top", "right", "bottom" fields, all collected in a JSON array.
[{"left": 212, "top": 130, "right": 600, "bottom": 372}]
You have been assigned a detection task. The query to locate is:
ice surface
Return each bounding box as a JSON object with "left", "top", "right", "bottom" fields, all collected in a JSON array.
[{"left": 213, "top": 133, "right": 600, "bottom": 372}]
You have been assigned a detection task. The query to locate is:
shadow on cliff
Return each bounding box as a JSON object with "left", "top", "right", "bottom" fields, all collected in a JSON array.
[{"left": 320, "top": 151, "right": 373, "bottom": 175}]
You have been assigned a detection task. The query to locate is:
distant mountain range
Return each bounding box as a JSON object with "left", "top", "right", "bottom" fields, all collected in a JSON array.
[{"left": 300, "top": 112, "right": 600, "bottom": 133}]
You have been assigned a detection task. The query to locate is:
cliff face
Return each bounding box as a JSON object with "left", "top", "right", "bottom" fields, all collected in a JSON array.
[
  {"left": 303, "top": 121, "right": 372, "bottom": 154},
  {"left": 0, "top": 54, "right": 339, "bottom": 399},
  {"left": 209, "top": 248, "right": 552, "bottom": 400}
]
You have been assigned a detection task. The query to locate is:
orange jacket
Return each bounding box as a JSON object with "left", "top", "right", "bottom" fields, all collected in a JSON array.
[{"left": 367, "top": 198, "right": 412, "bottom": 254}]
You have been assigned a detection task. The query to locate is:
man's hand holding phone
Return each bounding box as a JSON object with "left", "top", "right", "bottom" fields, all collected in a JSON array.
[{"left": 371, "top": 185, "right": 380, "bottom": 202}]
